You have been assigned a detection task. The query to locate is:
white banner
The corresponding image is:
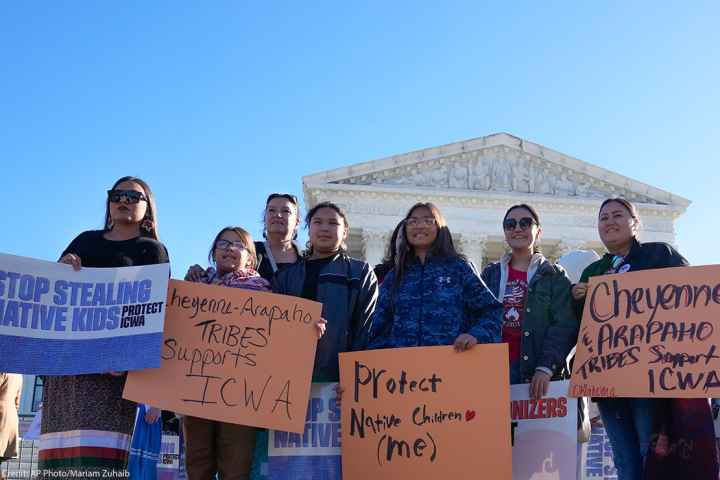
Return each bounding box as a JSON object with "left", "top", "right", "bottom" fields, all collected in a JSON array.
[
  {"left": 0, "top": 252, "right": 169, "bottom": 374},
  {"left": 511, "top": 380, "right": 577, "bottom": 480}
]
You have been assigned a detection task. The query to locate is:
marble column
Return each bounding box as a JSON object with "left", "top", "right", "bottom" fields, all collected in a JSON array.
[
  {"left": 361, "top": 229, "right": 390, "bottom": 267},
  {"left": 458, "top": 233, "right": 487, "bottom": 271}
]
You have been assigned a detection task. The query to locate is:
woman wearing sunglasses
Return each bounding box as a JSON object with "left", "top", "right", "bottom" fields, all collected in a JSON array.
[
  {"left": 38, "top": 176, "right": 169, "bottom": 479},
  {"left": 572, "top": 198, "right": 718, "bottom": 480},
  {"left": 480, "top": 204, "right": 577, "bottom": 399},
  {"left": 369, "top": 202, "right": 502, "bottom": 351}
]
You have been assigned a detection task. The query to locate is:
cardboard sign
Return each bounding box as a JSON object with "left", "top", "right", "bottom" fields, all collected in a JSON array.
[
  {"left": 0, "top": 253, "right": 170, "bottom": 374},
  {"left": 339, "top": 345, "right": 511, "bottom": 480},
  {"left": 123, "top": 279, "right": 321, "bottom": 433},
  {"left": 570, "top": 265, "right": 720, "bottom": 398},
  {"left": 268, "top": 383, "right": 342, "bottom": 480},
  {"left": 511, "top": 381, "right": 577, "bottom": 479}
]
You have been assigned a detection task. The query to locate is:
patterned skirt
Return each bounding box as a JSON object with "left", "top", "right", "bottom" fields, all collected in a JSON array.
[{"left": 38, "top": 373, "right": 136, "bottom": 478}]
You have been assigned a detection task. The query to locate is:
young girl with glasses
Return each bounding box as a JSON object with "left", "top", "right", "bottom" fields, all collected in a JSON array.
[
  {"left": 38, "top": 176, "right": 169, "bottom": 479},
  {"left": 184, "top": 226, "right": 326, "bottom": 480},
  {"left": 183, "top": 226, "right": 269, "bottom": 480}
]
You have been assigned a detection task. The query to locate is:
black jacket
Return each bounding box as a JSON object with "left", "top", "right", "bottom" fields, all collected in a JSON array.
[{"left": 273, "top": 253, "right": 378, "bottom": 381}]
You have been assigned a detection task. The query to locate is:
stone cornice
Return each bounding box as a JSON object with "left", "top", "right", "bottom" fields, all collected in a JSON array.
[
  {"left": 304, "top": 182, "right": 686, "bottom": 219},
  {"left": 303, "top": 133, "right": 690, "bottom": 209}
]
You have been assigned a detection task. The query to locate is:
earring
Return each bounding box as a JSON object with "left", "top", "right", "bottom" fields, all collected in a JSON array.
[
  {"left": 141, "top": 217, "right": 154, "bottom": 233},
  {"left": 106, "top": 219, "right": 114, "bottom": 230}
]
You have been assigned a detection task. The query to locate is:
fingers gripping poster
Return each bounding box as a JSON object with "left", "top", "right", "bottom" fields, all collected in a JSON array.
[
  {"left": 339, "top": 345, "right": 512, "bottom": 480},
  {"left": 124, "top": 279, "right": 321, "bottom": 433}
]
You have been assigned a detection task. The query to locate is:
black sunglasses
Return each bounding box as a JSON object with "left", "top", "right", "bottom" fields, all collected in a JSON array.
[
  {"left": 266, "top": 193, "right": 298, "bottom": 205},
  {"left": 107, "top": 189, "right": 148, "bottom": 204},
  {"left": 503, "top": 217, "right": 536, "bottom": 231}
]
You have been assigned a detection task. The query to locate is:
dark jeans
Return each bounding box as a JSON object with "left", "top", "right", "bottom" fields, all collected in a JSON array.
[{"left": 597, "top": 398, "right": 656, "bottom": 480}]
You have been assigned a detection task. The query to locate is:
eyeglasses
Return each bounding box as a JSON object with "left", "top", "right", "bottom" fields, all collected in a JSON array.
[
  {"left": 215, "top": 239, "right": 247, "bottom": 251},
  {"left": 406, "top": 217, "right": 436, "bottom": 227},
  {"left": 266, "top": 193, "right": 298, "bottom": 205},
  {"left": 107, "top": 189, "right": 148, "bottom": 204},
  {"left": 503, "top": 217, "right": 537, "bottom": 231}
]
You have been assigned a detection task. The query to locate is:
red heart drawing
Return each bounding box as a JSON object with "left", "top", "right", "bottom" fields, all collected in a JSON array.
[{"left": 465, "top": 410, "right": 476, "bottom": 421}]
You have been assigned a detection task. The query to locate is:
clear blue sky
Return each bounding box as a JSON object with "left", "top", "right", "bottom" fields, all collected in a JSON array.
[{"left": 2, "top": 1, "right": 718, "bottom": 272}]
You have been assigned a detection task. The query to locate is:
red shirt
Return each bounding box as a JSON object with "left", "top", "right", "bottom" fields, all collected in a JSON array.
[{"left": 502, "top": 266, "right": 528, "bottom": 362}]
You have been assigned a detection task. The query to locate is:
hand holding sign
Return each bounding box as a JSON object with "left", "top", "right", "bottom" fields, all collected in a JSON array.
[
  {"left": 339, "top": 345, "right": 511, "bottom": 480},
  {"left": 570, "top": 265, "right": 720, "bottom": 398},
  {"left": 124, "top": 279, "right": 321, "bottom": 433},
  {"left": 59, "top": 253, "right": 82, "bottom": 271}
]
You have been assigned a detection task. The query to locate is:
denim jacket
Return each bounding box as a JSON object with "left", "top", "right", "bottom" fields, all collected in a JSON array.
[
  {"left": 369, "top": 256, "right": 502, "bottom": 348},
  {"left": 482, "top": 253, "right": 577, "bottom": 382}
]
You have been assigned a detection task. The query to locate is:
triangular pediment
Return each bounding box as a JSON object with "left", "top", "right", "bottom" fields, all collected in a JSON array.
[{"left": 303, "top": 133, "right": 689, "bottom": 207}]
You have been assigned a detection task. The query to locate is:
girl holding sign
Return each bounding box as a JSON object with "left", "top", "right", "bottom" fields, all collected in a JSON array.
[
  {"left": 571, "top": 198, "right": 718, "bottom": 480},
  {"left": 185, "top": 226, "right": 328, "bottom": 480},
  {"left": 481, "top": 204, "right": 577, "bottom": 399},
  {"left": 38, "top": 176, "right": 169, "bottom": 479},
  {"left": 184, "top": 226, "right": 272, "bottom": 480},
  {"left": 369, "top": 202, "right": 502, "bottom": 351}
]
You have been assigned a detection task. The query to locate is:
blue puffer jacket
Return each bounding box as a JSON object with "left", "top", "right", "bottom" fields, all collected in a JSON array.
[{"left": 369, "top": 256, "right": 502, "bottom": 348}]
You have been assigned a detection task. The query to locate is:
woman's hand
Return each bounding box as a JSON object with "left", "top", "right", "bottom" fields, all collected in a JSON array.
[
  {"left": 59, "top": 253, "right": 81, "bottom": 271},
  {"left": 571, "top": 282, "right": 588, "bottom": 301},
  {"left": 315, "top": 317, "right": 327, "bottom": 339},
  {"left": 185, "top": 265, "right": 206, "bottom": 282},
  {"left": 529, "top": 370, "right": 551, "bottom": 400},
  {"left": 453, "top": 333, "right": 478, "bottom": 352},
  {"left": 144, "top": 406, "right": 162, "bottom": 424}
]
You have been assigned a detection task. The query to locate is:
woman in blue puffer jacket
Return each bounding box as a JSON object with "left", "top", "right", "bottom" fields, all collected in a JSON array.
[{"left": 369, "top": 202, "right": 502, "bottom": 351}]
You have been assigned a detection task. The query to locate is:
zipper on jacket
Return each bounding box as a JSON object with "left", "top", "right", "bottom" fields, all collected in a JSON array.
[{"left": 418, "top": 262, "right": 425, "bottom": 345}]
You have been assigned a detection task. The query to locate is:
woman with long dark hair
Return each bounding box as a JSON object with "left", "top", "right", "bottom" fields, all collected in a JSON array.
[
  {"left": 373, "top": 220, "right": 404, "bottom": 285},
  {"left": 481, "top": 204, "right": 576, "bottom": 398},
  {"left": 369, "top": 202, "right": 501, "bottom": 350},
  {"left": 38, "top": 176, "right": 169, "bottom": 478},
  {"left": 572, "top": 198, "right": 718, "bottom": 480}
]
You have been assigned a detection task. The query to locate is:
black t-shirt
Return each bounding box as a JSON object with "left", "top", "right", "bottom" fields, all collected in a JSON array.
[
  {"left": 62, "top": 230, "right": 170, "bottom": 268},
  {"left": 301, "top": 257, "right": 334, "bottom": 301},
  {"left": 255, "top": 241, "right": 300, "bottom": 282}
]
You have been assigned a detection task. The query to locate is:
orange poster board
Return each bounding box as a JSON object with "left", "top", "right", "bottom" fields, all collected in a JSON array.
[
  {"left": 570, "top": 265, "right": 720, "bottom": 398},
  {"left": 123, "top": 279, "right": 321, "bottom": 433},
  {"left": 339, "top": 345, "right": 511, "bottom": 480}
]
